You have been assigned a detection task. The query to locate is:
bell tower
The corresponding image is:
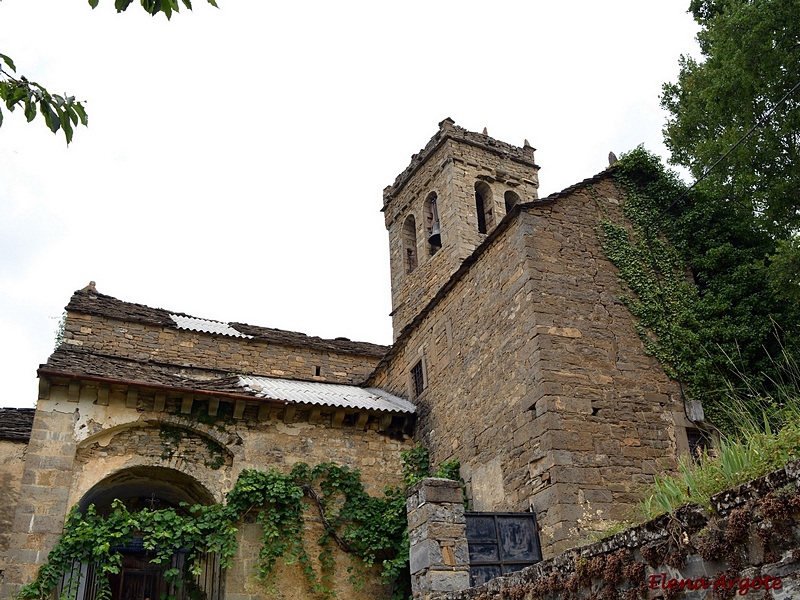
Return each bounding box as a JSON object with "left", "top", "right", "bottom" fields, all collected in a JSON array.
[{"left": 382, "top": 118, "right": 540, "bottom": 339}]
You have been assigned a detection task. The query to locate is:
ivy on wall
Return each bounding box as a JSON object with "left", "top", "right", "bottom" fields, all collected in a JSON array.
[
  {"left": 593, "top": 148, "right": 699, "bottom": 384},
  {"left": 594, "top": 147, "right": 800, "bottom": 433},
  {"left": 18, "top": 447, "right": 460, "bottom": 600}
]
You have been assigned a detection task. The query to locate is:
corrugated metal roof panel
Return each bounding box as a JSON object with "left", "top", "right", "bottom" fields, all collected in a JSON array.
[
  {"left": 170, "top": 314, "right": 252, "bottom": 338},
  {"left": 238, "top": 376, "right": 415, "bottom": 414}
]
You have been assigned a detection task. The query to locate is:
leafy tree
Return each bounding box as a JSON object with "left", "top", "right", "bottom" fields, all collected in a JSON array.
[
  {"left": 0, "top": 54, "right": 88, "bottom": 145},
  {"left": 661, "top": 0, "right": 800, "bottom": 234},
  {"left": 0, "top": 0, "right": 218, "bottom": 144},
  {"left": 653, "top": 0, "right": 800, "bottom": 431},
  {"left": 606, "top": 148, "right": 800, "bottom": 434}
]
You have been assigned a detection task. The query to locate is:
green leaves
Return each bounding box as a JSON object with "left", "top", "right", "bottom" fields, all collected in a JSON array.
[
  {"left": 89, "top": 0, "right": 219, "bottom": 18},
  {"left": 601, "top": 148, "right": 800, "bottom": 435},
  {"left": 662, "top": 0, "right": 800, "bottom": 234},
  {"left": 3, "top": 0, "right": 221, "bottom": 144},
  {"left": 17, "top": 453, "right": 462, "bottom": 600},
  {"left": 0, "top": 53, "right": 88, "bottom": 144}
]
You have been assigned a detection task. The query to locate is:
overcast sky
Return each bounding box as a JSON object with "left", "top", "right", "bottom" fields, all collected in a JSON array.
[{"left": 0, "top": 1, "right": 700, "bottom": 408}]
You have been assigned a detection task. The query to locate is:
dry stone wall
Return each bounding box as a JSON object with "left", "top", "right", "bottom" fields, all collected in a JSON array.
[{"left": 371, "top": 176, "right": 688, "bottom": 558}]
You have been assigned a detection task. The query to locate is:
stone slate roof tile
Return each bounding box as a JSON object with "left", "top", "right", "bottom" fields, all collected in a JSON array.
[
  {"left": 41, "top": 348, "right": 411, "bottom": 413},
  {"left": 0, "top": 408, "right": 35, "bottom": 441},
  {"left": 66, "top": 291, "right": 389, "bottom": 357},
  {"left": 43, "top": 347, "right": 239, "bottom": 391}
]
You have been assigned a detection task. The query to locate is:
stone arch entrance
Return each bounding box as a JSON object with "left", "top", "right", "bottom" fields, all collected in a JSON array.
[{"left": 61, "top": 466, "right": 223, "bottom": 600}]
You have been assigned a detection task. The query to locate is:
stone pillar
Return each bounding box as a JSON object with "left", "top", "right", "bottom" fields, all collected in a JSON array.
[
  {"left": 1, "top": 404, "right": 76, "bottom": 597},
  {"left": 406, "top": 478, "right": 470, "bottom": 600}
]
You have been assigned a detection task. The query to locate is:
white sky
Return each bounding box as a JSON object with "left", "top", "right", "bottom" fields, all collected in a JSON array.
[{"left": 0, "top": 1, "right": 700, "bottom": 408}]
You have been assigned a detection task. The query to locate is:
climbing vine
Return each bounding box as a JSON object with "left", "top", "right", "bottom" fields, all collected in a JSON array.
[
  {"left": 18, "top": 449, "right": 460, "bottom": 600},
  {"left": 597, "top": 147, "right": 800, "bottom": 434},
  {"left": 593, "top": 149, "right": 699, "bottom": 383}
]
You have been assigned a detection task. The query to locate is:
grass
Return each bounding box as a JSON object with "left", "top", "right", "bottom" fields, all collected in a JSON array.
[{"left": 635, "top": 391, "right": 800, "bottom": 522}]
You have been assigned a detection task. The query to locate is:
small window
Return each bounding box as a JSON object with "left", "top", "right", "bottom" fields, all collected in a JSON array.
[
  {"left": 411, "top": 360, "right": 425, "bottom": 397},
  {"left": 687, "top": 428, "right": 711, "bottom": 461}
]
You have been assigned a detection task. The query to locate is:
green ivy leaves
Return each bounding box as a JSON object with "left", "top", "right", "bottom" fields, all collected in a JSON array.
[
  {"left": 17, "top": 460, "right": 433, "bottom": 600},
  {"left": 0, "top": 53, "right": 88, "bottom": 145}
]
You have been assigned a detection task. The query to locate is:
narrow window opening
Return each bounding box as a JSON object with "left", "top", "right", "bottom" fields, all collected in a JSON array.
[
  {"left": 504, "top": 190, "right": 520, "bottom": 214},
  {"left": 411, "top": 360, "right": 425, "bottom": 397},
  {"left": 314, "top": 366, "right": 321, "bottom": 376},
  {"left": 474, "top": 182, "right": 493, "bottom": 234},
  {"left": 402, "top": 214, "right": 418, "bottom": 273}
]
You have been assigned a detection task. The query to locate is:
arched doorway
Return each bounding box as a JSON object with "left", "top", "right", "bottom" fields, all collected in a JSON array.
[{"left": 60, "top": 466, "right": 223, "bottom": 600}]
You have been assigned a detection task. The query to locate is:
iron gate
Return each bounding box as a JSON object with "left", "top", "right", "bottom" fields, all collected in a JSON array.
[
  {"left": 465, "top": 512, "right": 542, "bottom": 586},
  {"left": 55, "top": 539, "right": 224, "bottom": 600}
]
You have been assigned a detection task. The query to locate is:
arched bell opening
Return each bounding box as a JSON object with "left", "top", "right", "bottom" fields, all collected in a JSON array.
[
  {"left": 61, "top": 466, "right": 223, "bottom": 600},
  {"left": 504, "top": 190, "right": 520, "bottom": 215},
  {"left": 424, "top": 192, "right": 442, "bottom": 255},
  {"left": 402, "top": 214, "right": 418, "bottom": 274},
  {"left": 474, "top": 181, "right": 493, "bottom": 234}
]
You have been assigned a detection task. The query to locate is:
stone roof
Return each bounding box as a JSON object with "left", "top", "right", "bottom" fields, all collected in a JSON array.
[
  {"left": 0, "top": 408, "right": 35, "bottom": 441},
  {"left": 43, "top": 347, "right": 232, "bottom": 391},
  {"left": 66, "top": 291, "right": 389, "bottom": 357},
  {"left": 40, "top": 348, "right": 413, "bottom": 413}
]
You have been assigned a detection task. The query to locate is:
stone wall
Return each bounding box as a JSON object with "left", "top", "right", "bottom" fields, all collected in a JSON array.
[
  {"left": 2, "top": 386, "right": 411, "bottom": 599},
  {"left": 406, "top": 478, "right": 470, "bottom": 598},
  {"left": 421, "top": 461, "right": 800, "bottom": 600},
  {"left": 371, "top": 175, "right": 690, "bottom": 558},
  {"left": 0, "top": 439, "right": 27, "bottom": 585}
]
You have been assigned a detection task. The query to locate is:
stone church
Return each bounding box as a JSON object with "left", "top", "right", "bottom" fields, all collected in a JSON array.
[{"left": 0, "top": 119, "right": 699, "bottom": 599}]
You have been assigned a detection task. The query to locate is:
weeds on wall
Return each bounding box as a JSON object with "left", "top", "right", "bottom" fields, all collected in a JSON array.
[
  {"left": 53, "top": 310, "right": 67, "bottom": 351},
  {"left": 18, "top": 449, "right": 460, "bottom": 600},
  {"left": 637, "top": 397, "right": 800, "bottom": 522}
]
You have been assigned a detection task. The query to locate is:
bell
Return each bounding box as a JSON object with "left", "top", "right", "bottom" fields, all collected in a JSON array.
[{"left": 428, "top": 221, "right": 441, "bottom": 246}]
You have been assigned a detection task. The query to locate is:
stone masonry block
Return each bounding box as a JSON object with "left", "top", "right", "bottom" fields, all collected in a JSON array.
[
  {"left": 409, "top": 539, "right": 440, "bottom": 574},
  {"left": 427, "top": 568, "right": 470, "bottom": 592},
  {"left": 418, "top": 478, "right": 464, "bottom": 504}
]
